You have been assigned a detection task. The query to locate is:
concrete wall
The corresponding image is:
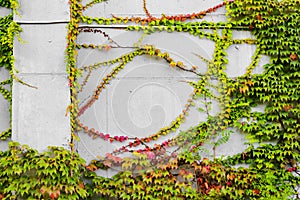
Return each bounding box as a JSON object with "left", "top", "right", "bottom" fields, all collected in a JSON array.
[
  {"left": 0, "top": 7, "right": 13, "bottom": 151},
  {"left": 75, "top": 0, "right": 270, "bottom": 177},
  {"left": 0, "top": 1, "right": 270, "bottom": 174},
  {"left": 11, "top": 0, "right": 71, "bottom": 151}
]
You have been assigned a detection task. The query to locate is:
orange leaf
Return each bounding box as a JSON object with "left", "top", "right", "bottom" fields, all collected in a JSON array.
[
  {"left": 104, "top": 45, "right": 111, "bottom": 51},
  {"left": 290, "top": 53, "right": 298, "bottom": 61},
  {"left": 78, "top": 182, "right": 85, "bottom": 189}
]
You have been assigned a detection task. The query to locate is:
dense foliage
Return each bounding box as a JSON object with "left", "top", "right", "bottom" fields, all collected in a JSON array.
[{"left": 0, "top": 0, "right": 299, "bottom": 199}]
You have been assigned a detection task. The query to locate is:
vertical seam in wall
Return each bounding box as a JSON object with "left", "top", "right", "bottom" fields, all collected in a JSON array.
[{"left": 106, "top": 88, "right": 109, "bottom": 134}]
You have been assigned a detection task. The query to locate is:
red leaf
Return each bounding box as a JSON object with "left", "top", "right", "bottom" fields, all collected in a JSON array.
[
  {"left": 253, "top": 189, "right": 260, "bottom": 195},
  {"left": 103, "top": 160, "right": 112, "bottom": 167}
]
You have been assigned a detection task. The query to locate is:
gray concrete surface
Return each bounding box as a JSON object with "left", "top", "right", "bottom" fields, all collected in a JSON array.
[
  {"left": 13, "top": 24, "right": 68, "bottom": 74},
  {"left": 12, "top": 74, "right": 71, "bottom": 150},
  {"left": 0, "top": 68, "right": 10, "bottom": 133},
  {"left": 0, "top": 7, "right": 11, "bottom": 16},
  {"left": 0, "top": 7, "right": 11, "bottom": 152},
  {"left": 14, "top": 0, "right": 69, "bottom": 22},
  {"left": 82, "top": 0, "right": 226, "bottom": 22},
  {"left": 11, "top": 1, "right": 71, "bottom": 151},
  {"left": 0, "top": 0, "right": 268, "bottom": 172},
  {"left": 0, "top": 67, "right": 11, "bottom": 152},
  {"left": 76, "top": 0, "right": 268, "bottom": 173}
]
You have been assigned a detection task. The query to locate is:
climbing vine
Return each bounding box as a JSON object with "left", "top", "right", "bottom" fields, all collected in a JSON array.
[
  {"left": 0, "top": 0, "right": 21, "bottom": 140},
  {"left": 69, "top": 0, "right": 300, "bottom": 199},
  {"left": 0, "top": 0, "right": 300, "bottom": 199},
  {"left": 0, "top": 0, "right": 18, "bottom": 11}
]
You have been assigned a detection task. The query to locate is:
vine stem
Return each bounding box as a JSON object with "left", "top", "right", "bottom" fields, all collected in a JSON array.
[
  {"left": 11, "top": 73, "right": 38, "bottom": 89},
  {"left": 143, "top": 0, "right": 152, "bottom": 18},
  {"left": 79, "top": 68, "right": 92, "bottom": 92},
  {"left": 78, "top": 27, "right": 123, "bottom": 48},
  {"left": 112, "top": 1, "right": 233, "bottom": 23}
]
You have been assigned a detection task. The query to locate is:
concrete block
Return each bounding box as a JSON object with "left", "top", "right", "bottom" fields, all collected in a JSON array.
[
  {"left": 76, "top": 75, "right": 212, "bottom": 163},
  {"left": 14, "top": 0, "right": 69, "bottom": 22},
  {"left": 77, "top": 85, "right": 108, "bottom": 134},
  {"left": 82, "top": 0, "right": 226, "bottom": 22},
  {"left": 76, "top": 33, "right": 215, "bottom": 146},
  {"left": 225, "top": 31, "right": 269, "bottom": 77},
  {"left": 77, "top": 49, "right": 200, "bottom": 79},
  {"left": 77, "top": 28, "right": 142, "bottom": 46},
  {"left": 215, "top": 130, "right": 248, "bottom": 157},
  {"left": 251, "top": 104, "right": 266, "bottom": 113},
  {"left": 75, "top": 25, "right": 232, "bottom": 166},
  {"left": 225, "top": 44, "right": 256, "bottom": 78},
  {"left": 14, "top": 24, "right": 68, "bottom": 74},
  {"left": 12, "top": 74, "right": 71, "bottom": 151},
  {"left": 148, "top": 0, "right": 225, "bottom": 15},
  {"left": 0, "top": 67, "right": 11, "bottom": 134},
  {"left": 0, "top": 7, "right": 11, "bottom": 17},
  {"left": 0, "top": 139, "right": 11, "bottom": 152},
  {"left": 0, "top": 66, "right": 8, "bottom": 80},
  {"left": 231, "top": 30, "right": 255, "bottom": 40},
  {"left": 76, "top": 126, "right": 116, "bottom": 165},
  {"left": 116, "top": 57, "right": 197, "bottom": 78},
  {"left": 142, "top": 32, "right": 215, "bottom": 74},
  {"left": 0, "top": 94, "right": 10, "bottom": 133},
  {"left": 254, "top": 55, "right": 270, "bottom": 74},
  {"left": 200, "top": 129, "right": 248, "bottom": 159},
  {"left": 225, "top": 43, "right": 270, "bottom": 77},
  {"left": 77, "top": 29, "right": 215, "bottom": 76},
  {"left": 0, "top": 9, "right": 12, "bottom": 152},
  {"left": 107, "top": 79, "right": 194, "bottom": 137},
  {"left": 0, "top": 67, "right": 10, "bottom": 87}
]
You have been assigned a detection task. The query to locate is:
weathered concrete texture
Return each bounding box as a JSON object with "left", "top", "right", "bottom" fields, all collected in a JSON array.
[
  {"left": 14, "top": 24, "right": 68, "bottom": 74},
  {"left": 76, "top": 29, "right": 215, "bottom": 76},
  {"left": 255, "top": 55, "right": 270, "bottom": 74},
  {"left": 0, "top": 94, "right": 10, "bottom": 130},
  {"left": 0, "top": 4, "right": 12, "bottom": 152},
  {"left": 12, "top": 75, "right": 71, "bottom": 151},
  {"left": 0, "top": 67, "right": 10, "bottom": 133},
  {"left": 14, "top": 0, "right": 69, "bottom": 22},
  {"left": 0, "top": 139, "right": 11, "bottom": 151},
  {"left": 82, "top": 0, "right": 227, "bottom": 22},
  {"left": 12, "top": 1, "right": 71, "bottom": 151},
  {"left": 225, "top": 50, "right": 269, "bottom": 77},
  {"left": 0, "top": 67, "right": 11, "bottom": 152},
  {"left": 225, "top": 44, "right": 257, "bottom": 77},
  {"left": 107, "top": 79, "right": 194, "bottom": 137},
  {"left": 0, "top": 87, "right": 11, "bottom": 152},
  {"left": 76, "top": 64, "right": 206, "bottom": 164},
  {"left": 0, "top": 7, "right": 11, "bottom": 17},
  {"left": 6, "top": 0, "right": 270, "bottom": 169},
  {"left": 216, "top": 130, "right": 248, "bottom": 157},
  {"left": 225, "top": 31, "right": 269, "bottom": 77},
  {"left": 76, "top": 29, "right": 219, "bottom": 163},
  {"left": 76, "top": 29, "right": 269, "bottom": 166},
  {"left": 200, "top": 129, "right": 249, "bottom": 160}
]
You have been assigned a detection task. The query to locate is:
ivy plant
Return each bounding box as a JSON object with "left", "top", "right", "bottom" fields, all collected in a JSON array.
[{"left": 0, "top": 0, "right": 299, "bottom": 199}]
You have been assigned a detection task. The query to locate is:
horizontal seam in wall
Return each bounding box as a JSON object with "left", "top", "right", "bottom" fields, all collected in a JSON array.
[
  {"left": 14, "top": 21, "right": 247, "bottom": 29},
  {"left": 112, "top": 77, "right": 217, "bottom": 80},
  {"left": 15, "top": 20, "right": 69, "bottom": 25},
  {"left": 17, "top": 73, "right": 68, "bottom": 76},
  {"left": 77, "top": 25, "right": 248, "bottom": 29}
]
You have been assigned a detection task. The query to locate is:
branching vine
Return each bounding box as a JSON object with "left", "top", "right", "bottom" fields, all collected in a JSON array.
[
  {"left": 0, "top": 1, "right": 21, "bottom": 140},
  {"left": 0, "top": 0, "right": 299, "bottom": 199}
]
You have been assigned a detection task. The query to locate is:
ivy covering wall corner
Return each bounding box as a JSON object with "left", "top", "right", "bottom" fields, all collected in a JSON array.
[
  {"left": 0, "top": 0, "right": 300, "bottom": 199},
  {"left": 0, "top": 0, "right": 21, "bottom": 140}
]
